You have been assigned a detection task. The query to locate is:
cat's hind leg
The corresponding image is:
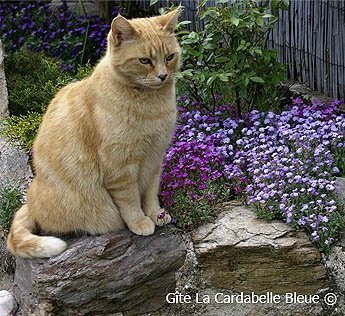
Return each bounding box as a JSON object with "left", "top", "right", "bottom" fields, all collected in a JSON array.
[{"left": 82, "top": 193, "right": 126, "bottom": 235}]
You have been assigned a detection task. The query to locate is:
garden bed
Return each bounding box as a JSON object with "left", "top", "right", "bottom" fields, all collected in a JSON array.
[
  {"left": 0, "top": 1, "right": 345, "bottom": 315},
  {"left": 0, "top": 0, "right": 344, "bottom": 256}
]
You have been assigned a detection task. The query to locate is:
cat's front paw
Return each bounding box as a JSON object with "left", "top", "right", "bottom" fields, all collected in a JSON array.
[
  {"left": 151, "top": 209, "right": 171, "bottom": 226},
  {"left": 128, "top": 216, "right": 155, "bottom": 236}
]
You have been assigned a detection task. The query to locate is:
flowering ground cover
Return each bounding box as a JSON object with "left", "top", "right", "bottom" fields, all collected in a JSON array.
[
  {"left": 161, "top": 97, "right": 345, "bottom": 253},
  {"left": 1, "top": 1, "right": 344, "bottom": 254},
  {"left": 0, "top": 1, "right": 114, "bottom": 70}
]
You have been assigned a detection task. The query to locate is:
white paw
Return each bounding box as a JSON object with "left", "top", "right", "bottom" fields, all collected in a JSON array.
[
  {"left": 151, "top": 209, "right": 172, "bottom": 226},
  {"left": 128, "top": 216, "right": 155, "bottom": 236}
]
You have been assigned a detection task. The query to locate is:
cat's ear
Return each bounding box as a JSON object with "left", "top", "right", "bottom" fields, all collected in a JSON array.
[
  {"left": 157, "top": 6, "right": 183, "bottom": 34},
  {"left": 111, "top": 15, "right": 138, "bottom": 46}
]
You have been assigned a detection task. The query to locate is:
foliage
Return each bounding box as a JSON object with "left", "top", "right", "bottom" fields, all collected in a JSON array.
[
  {"left": 1, "top": 112, "right": 43, "bottom": 152},
  {"left": 0, "top": 0, "right": 114, "bottom": 70},
  {"left": 2, "top": 50, "right": 93, "bottom": 150},
  {"left": 5, "top": 49, "right": 93, "bottom": 116},
  {"left": 5, "top": 50, "right": 72, "bottom": 115},
  {"left": 0, "top": 185, "right": 23, "bottom": 233},
  {"left": 0, "top": 185, "right": 23, "bottom": 274},
  {"left": 177, "top": 0, "right": 288, "bottom": 113},
  {"left": 161, "top": 96, "right": 345, "bottom": 253}
]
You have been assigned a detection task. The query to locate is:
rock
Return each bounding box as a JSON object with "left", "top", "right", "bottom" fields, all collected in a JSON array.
[
  {"left": 325, "top": 246, "right": 345, "bottom": 292},
  {"left": 0, "top": 136, "right": 32, "bottom": 285},
  {"left": 286, "top": 80, "right": 334, "bottom": 104},
  {"left": 336, "top": 177, "right": 345, "bottom": 208},
  {"left": 0, "top": 290, "right": 17, "bottom": 316},
  {"left": 0, "top": 40, "right": 9, "bottom": 117},
  {"left": 14, "top": 228, "right": 186, "bottom": 316},
  {"left": 201, "top": 288, "right": 324, "bottom": 316},
  {"left": 0, "top": 136, "right": 33, "bottom": 192},
  {"left": 192, "top": 206, "right": 330, "bottom": 295},
  {"left": 323, "top": 247, "right": 345, "bottom": 316}
]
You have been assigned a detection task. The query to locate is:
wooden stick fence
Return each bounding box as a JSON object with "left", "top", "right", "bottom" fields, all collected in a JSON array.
[{"left": 133, "top": 0, "right": 345, "bottom": 100}]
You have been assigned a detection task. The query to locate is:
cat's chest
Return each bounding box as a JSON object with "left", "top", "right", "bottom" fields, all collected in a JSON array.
[{"left": 98, "top": 100, "right": 177, "bottom": 152}]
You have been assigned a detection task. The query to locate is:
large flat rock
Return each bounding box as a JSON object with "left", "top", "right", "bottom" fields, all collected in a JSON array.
[
  {"left": 14, "top": 229, "right": 186, "bottom": 316},
  {"left": 192, "top": 206, "right": 330, "bottom": 294}
]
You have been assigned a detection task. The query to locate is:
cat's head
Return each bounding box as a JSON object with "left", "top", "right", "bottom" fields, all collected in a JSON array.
[{"left": 107, "top": 8, "right": 182, "bottom": 89}]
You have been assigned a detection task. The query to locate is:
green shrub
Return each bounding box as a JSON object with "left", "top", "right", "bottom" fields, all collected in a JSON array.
[
  {"left": 177, "top": 0, "right": 288, "bottom": 113},
  {"left": 5, "top": 50, "right": 72, "bottom": 115},
  {"left": 2, "top": 50, "right": 93, "bottom": 150},
  {"left": 0, "top": 185, "right": 23, "bottom": 233},
  {"left": 1, "top": 112, "right": 43, "bottom": 151}
]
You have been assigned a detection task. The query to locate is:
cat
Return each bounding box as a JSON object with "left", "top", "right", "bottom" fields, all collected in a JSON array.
[{"left": 7, "top": 8, "right": 182, "bottom": 258}]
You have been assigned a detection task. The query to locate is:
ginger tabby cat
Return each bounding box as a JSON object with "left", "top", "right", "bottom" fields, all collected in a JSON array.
[{"left": 7, "top": 9, "right": 181, "bottom": 258}]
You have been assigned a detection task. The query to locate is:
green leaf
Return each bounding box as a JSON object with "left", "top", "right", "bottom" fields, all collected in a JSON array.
[
  {"left": 215, "top": 56, "right": 229, "bottom": 63},
  {"left": 199, "top": 0, "right": 209, "bottom": 7},
  {"left": 181, "top": 69, "right": 194, "bottom": 77},
  {"left": 218, "top": 74, "right": 229, "bottom": 82},
  {"left": 149, "top": 0, "right": 159, "bottom": 6},
  {"left": 206, "top": 76, "right": 217, "bottom": 86},
  {"left": 188, "top": 49, "right": 201, "bottom": 57},
  {"left": 178, "top": 21, "right": 192, "bottom": 26},
  {"left": 239, "top": 86, "right": 248, "bottom": 97},
  {"left": 217, "top": 0, "right": 229, "bottom": 3},
  {"left": 231, "top": 17, "right": 240, "bottom": 26},
  {"left": 256, "top": 16, "right": 264, "bottom": 27},
  {"left": 250, "top": 76, "right": 265, "bottom": 83},
  {"left": 281, "top": 0, "right": 290, "bottom": 9}
]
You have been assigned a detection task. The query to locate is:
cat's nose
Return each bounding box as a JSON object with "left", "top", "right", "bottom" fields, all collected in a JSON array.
[{"left": 158, "top": 74, "right": 168, "bottom": 82}]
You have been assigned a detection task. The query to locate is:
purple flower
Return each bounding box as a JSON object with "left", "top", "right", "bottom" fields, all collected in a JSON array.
[
  {"left": 0, "top": 1, "right": 111, "bottom": 70},
  {"left": 157, "top": 211, "right": 166, "bottom": 220}
]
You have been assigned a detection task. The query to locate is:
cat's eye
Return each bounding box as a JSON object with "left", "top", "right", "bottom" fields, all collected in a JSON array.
[
  {"left": 139, "top": 58, "right": 152, "bottom": 65},
  {"left": 166, "top": 54, "right": 174, "bottom": 62}
]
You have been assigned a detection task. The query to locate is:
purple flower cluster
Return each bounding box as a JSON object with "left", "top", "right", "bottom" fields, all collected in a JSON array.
[
  {"left": 160, "top": 97, "right": 241, "bottom": 208},
  {"left": 161, "top": 97, "right": 345, "bottom": 250},
  {"left": 227, "top": 98, "right": 344, "bottom": 250},
  {"left": 0, "top": 1, "right": 116, "bottom": 70}
]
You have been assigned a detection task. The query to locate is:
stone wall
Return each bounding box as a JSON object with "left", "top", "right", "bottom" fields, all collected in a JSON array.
[{"left": 12, "top": 202, "right": 345, "bottom": 316}]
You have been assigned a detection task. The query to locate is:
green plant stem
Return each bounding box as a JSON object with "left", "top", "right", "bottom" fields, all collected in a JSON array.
[{"left": 80, "top": 21, "right": 90, "bottom": 66}]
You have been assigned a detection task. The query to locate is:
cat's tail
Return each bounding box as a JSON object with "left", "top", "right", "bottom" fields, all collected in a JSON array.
[{"left": 7, "top": 204, "right": 67, "bottom": 258}]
